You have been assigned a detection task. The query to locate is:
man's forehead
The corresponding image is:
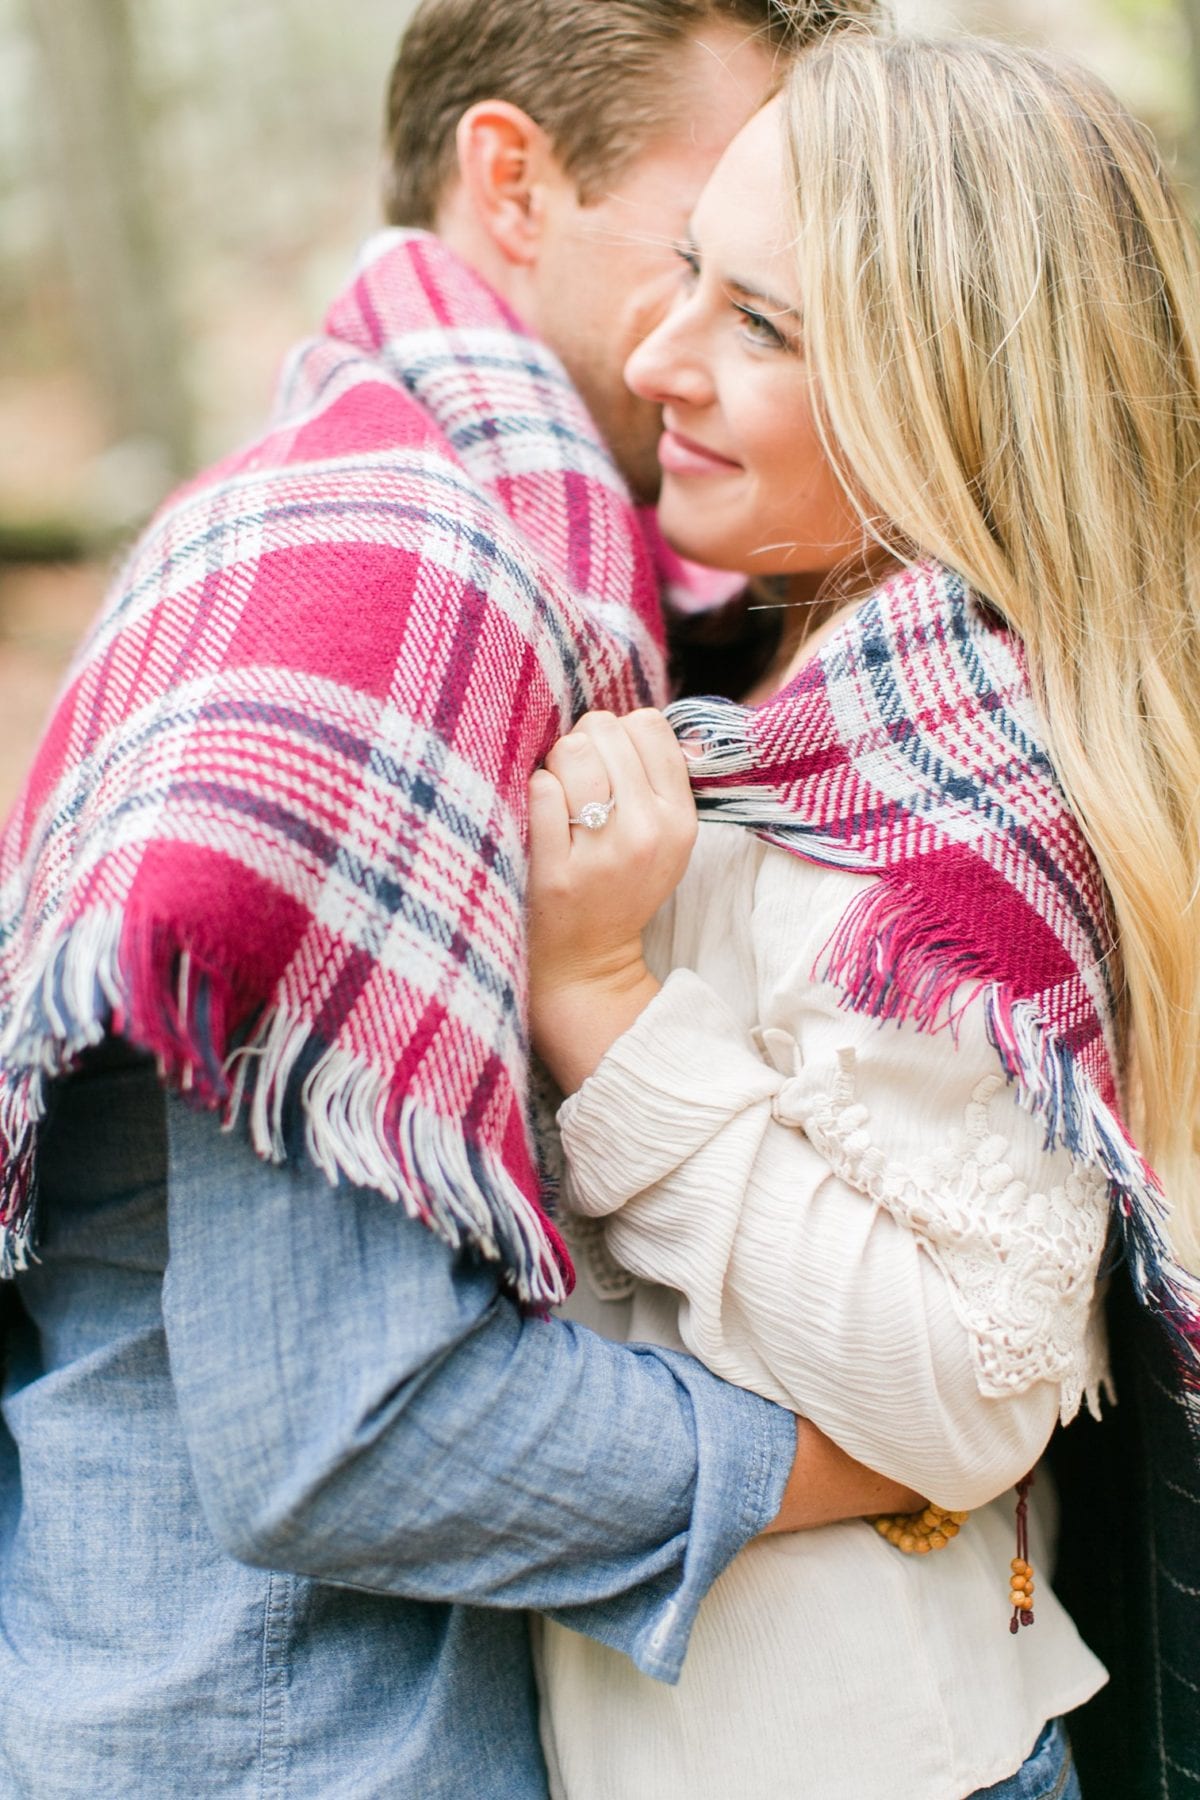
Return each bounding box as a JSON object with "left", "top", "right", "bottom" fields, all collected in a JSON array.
[{"left": 652, "top": 26, "right": 781, "bottom": 159}]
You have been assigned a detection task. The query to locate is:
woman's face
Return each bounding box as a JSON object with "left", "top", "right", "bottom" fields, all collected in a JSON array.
[{"left": 624, "top": 98, "right": 865, "bottom": 578}]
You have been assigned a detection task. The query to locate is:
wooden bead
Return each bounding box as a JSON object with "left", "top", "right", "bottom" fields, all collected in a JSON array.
[
  {"left": 1011, "top": 1558, "right": 1030, "bottom": 1577},
  {"left": 1010, "top": 1589, "right": 1027, "bottom": 1607},
  {"left": 875, "top": 1507, "right": 969, "bottom": 1555}
]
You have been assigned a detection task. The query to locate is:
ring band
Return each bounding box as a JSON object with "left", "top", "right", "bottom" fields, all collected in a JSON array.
[{"left": 567, "top": 795, "right": 617, "bottom": 832}]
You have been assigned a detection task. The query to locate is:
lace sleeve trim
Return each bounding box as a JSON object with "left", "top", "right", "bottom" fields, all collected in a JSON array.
[{"left": 776, "top": 1046, "right": 1112, "bottom": 1420}]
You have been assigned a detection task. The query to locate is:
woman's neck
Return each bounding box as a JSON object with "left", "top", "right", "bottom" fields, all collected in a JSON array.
[
  {"left": 740, "top": 554, "right": 902, "bottom": 706},
  {"left": 739, "top": 571, "right": 858, "bottom": 707}
]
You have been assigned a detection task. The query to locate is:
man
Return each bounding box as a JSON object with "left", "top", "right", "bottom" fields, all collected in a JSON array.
[
  {"left": 0, "top": 4, "right": 896, "bottom": 1794},
  {"left": 384, "top": 0, "right": 788, "bottom": 506}
]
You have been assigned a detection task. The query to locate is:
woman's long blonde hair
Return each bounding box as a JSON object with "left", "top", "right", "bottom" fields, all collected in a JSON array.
[{"left": 784, "top": 36, "right": 1200, "bottom": 1266}]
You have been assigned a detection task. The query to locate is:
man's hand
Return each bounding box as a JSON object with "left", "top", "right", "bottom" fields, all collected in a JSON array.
[{"left": 761, "top": 1416, "right": 924, "bottom": 1535}]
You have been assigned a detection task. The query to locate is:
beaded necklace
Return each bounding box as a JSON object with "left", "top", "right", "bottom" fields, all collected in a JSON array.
[{"left": 869, "top": 1471, "right": 1038, "bottom": 1631}]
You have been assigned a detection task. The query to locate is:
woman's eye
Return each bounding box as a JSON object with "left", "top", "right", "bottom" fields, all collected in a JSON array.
[
  {"left": 674, "top": 244, "right": 701, "bottom": 287},
  {"left": 733, "top": 304, "right": 788, "bottom": 350}
]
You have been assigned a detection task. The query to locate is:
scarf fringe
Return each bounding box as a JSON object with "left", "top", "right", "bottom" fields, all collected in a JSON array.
[
  {"left": 818, "top": 877, "right": 990, "bottom": 1035},
  {"left": 670, "top": 698, "right": 880, "bottom": 869},
  {"left": 814, "top": 877, "right": 1200, "bottom": 1385},
  {"left": 0, "top": 1075, "right": 40, "bottom": 1277},
  {"left": 669, "top": 698, "right": 761, "bottom": 780},
  {"left": 986, "top": 992, "right": 1200, "bottom": 1385},
  {"left": 0, "top": 911, "right": 568, "bottom": 1307},
  {"left": 0, "top": 909, "right": 130, "bottom": 1278}
]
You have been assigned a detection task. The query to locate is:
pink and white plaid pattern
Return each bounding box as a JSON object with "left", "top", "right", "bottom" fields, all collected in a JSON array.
[
  {"left": 0, "top": 231, "right": 666, "bottom": 1305},
  {"left": 675, "top": 559, "right": 1200, "bottom": 1382}
]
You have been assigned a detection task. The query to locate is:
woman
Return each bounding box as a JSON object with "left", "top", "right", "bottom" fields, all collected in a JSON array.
[{"left": 527, "top": 35, "right": 1200, "bottom": 1800}]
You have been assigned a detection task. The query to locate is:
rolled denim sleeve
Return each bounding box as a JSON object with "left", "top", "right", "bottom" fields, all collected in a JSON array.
[{"left": 162, "top": 1097, "right": 793, "bottom": 1683}]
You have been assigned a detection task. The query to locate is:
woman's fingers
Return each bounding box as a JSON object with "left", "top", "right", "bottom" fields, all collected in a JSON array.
[
  {"left": 572, "top": 711, "right": 653, "bottom": 815},
  {"left": 619, "top": 708, "right": 696, "bottom": 808},
  {"left": 582, "top": 712, "right": 697, "bottom": 861},
  {"left": 543, "top": 726, "right": 614, "bottom": 825},
  {"left": 527, "top": 768, "right": 571, "bottom": 880},
  {"left": 573, "top": 709, "right": 693, "bottom": 818},
  {"left": 533, "top": 710, "right": 695, "bottom": 876},
  {"left": 527, "top": 711, "right": 697, "bottom": 1032}
]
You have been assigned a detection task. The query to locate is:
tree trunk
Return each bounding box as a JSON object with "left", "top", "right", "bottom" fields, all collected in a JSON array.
[
  {"left": 1177, "top": 0, "right": 1200, "bottom": 186},
  {"left": 24, "top": 0, "right": 194, "bottom": 477}
]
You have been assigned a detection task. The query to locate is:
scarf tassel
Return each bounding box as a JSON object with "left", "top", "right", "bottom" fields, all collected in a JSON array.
[
  {"left": 986, "top": 991, "right": 1200, "bottom": 1389},
  {"left": 818, "top": 874, "right": 992, "bottom": 1038},
  {"left": 0, "top": 909, "right": 569, "bottom": 1307},
  {"left": 815, "top": 875, "right": 1200, "bottom": 1388}
]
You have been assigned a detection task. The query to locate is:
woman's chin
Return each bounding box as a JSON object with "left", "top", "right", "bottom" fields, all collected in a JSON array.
[{"left": 656, "top": 505, "right": 750, "bottom": 577}]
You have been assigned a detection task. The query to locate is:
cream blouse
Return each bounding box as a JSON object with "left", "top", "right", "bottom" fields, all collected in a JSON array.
[{"left": 538, "top": 823, "right": 1109, "bottom": 1800}]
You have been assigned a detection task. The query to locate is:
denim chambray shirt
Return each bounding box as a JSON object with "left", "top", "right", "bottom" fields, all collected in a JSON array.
[{"left": 0, "top": 1045, "right": 793, "bottom": 1798}]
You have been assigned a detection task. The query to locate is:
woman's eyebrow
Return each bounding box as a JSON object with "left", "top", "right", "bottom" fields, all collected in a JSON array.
[
  {"left": 726, "top": 276, "right": 802, "bottom": 323},
  {"left": 683, "top": 223, "right": 802, "bottom": 324}
]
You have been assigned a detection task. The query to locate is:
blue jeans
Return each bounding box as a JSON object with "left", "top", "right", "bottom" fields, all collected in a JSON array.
[{"left": 968, "top": 1719, "right": 1081, "bottom": 1800}]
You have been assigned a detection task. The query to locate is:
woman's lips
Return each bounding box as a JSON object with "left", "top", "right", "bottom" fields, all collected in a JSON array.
[{"left": 657, "top": 428, "right": 742, "bottom": 478}]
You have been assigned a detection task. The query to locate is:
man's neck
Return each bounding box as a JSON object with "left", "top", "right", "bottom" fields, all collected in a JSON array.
[{"left": 431, "top": 192, "right": 532, "bottom": 325}]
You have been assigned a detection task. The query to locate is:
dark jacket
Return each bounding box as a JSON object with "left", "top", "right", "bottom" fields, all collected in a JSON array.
[{"left": 1051, "top": 1267, "right": 1200, "bottom": 1796}]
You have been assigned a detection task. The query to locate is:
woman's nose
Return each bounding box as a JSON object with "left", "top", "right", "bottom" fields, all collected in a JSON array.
[{"left": 625, "top": 299, "right": 713, "bottom": 411}]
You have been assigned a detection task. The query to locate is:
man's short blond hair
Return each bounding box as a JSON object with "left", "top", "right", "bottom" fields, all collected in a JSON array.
[{"left": 383, "top": 0, "right": 878, "bottom": 227}]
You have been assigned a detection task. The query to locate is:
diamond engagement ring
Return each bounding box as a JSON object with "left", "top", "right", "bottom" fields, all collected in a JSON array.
[{"left": 567, "top": 795, "right": 617, "bottom": 832}]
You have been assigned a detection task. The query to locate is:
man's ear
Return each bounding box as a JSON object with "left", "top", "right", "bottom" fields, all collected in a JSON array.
[{"left": 454, "top": 102, "right": 553, "bottom": 267}]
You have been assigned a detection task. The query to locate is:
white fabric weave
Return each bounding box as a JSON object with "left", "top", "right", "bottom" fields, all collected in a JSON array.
[{"left": 539, "top": 823, "right": 1108, "bottom": 1800}]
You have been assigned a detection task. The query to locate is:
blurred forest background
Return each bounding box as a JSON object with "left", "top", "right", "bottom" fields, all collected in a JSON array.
[{"left": 0, "top": 0, "right": 1196, "bottom": 805}]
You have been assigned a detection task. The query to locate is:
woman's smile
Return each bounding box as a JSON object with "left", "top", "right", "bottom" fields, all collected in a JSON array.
[
  {"left": 657, "top": 424, "right": 742, "bottom": 477},
  {"left": 625, "top": 98, "right": 866, "bottom": 579}
]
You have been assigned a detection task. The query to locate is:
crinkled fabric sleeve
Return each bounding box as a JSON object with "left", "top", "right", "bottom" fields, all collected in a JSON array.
[{"left": 557, "top": 852, "right": 1111, "bottom": 1513}]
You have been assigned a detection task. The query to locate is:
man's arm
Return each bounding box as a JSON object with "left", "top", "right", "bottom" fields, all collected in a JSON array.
[{"left": 162, "top": 1097, "right": 915, "bottom": 1683}]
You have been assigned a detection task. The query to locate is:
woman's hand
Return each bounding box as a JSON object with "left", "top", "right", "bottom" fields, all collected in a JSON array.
[{"left": 527, "top": 708, "right": 697, "bottom": 1094}]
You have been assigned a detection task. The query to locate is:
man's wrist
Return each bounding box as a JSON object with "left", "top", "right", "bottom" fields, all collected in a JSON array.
[{"left": 761, "top": 1417, "right": 926, "bottom": 1534}]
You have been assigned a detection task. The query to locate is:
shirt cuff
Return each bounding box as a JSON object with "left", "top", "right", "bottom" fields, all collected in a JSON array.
[
  {"left": 541, "top": 1347, "right": 795, "bottom": 1684},
  {"left": 558, "top": 968, "right": 779, "bottom": 1216}
]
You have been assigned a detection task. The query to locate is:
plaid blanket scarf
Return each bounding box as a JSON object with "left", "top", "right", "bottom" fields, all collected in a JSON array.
[
  {"left": 0, "top": 229, "right": 666, "bottom": 1306},
  {"left": 675, "top": 557, "right": 1200, "bottom": 1385}
]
